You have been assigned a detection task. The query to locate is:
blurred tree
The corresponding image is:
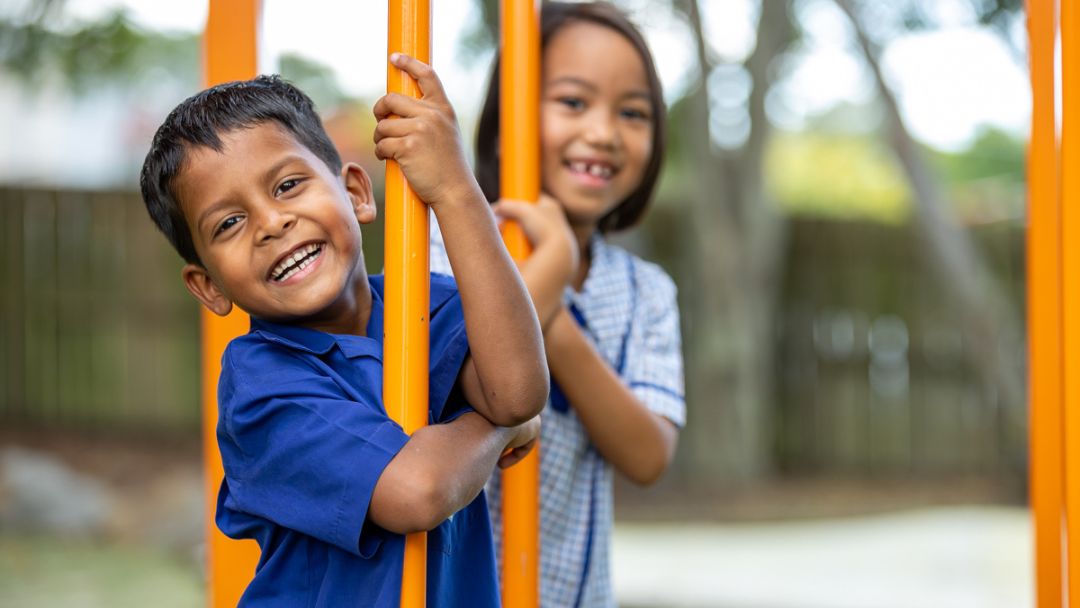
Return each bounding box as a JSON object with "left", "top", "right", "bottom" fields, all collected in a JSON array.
[
  {"left": 0, "top": 6, "right": 198, "bottom": 93},
  {"left": 663, "top": 0, "right": 797, "bottom": 481},
  {"left": 833, "top": 0, "right": 1026, "bottom": 471}
]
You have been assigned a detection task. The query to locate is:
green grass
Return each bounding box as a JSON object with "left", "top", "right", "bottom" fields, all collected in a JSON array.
[{"left": 0, "top": 534, "right": 202, "bottom": 608}]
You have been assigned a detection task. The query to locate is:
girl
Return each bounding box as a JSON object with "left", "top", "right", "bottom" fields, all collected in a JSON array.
[{"left": 430, "top": 3, "right": 684, "bottom": 605}]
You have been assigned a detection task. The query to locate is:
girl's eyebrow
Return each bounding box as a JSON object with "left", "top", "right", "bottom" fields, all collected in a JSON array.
[
  {"left": 547, "top": 76, "right": 652, "bottom": 103},
  {"left": 546, "top": 76, "right": 596, "bottom": 91}
]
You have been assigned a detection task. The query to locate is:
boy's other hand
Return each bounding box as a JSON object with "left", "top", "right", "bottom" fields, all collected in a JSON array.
[
  {"left": 497, "top": 416, "right": 541, "bottom": 469},
  {"left": 373, "top": 53, "right": 478, "bottom": 208},
  {"left": 493, "top": 194, "right": 579, "bottom": 287}
]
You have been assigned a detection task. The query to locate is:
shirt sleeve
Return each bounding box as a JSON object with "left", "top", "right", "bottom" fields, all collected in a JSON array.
[
  {"left": 622, "top": 267, "right": 686, "bottom": 427},
  {"left": 428, "top": 273, "right": 473, "bottom": 423},
  {"left": 217, "top": 345, "right": 410, "bottom": 557}
]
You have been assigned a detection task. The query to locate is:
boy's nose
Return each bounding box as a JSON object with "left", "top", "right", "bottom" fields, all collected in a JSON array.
[{"left": 256, "top": 210, "right": 296, "bottom": 243}]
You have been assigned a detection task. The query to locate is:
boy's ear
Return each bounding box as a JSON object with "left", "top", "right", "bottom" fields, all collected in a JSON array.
[
  {"left": 342, "top": 162, "right": 376, "bottom": 225},
  {"left": 182, "top": 264, "right": 234, "bottom": 317}
]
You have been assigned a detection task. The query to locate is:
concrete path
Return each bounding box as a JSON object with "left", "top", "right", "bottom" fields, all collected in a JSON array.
[{"left": 613, "top": 506, "right": 1032, "bottom": 608}]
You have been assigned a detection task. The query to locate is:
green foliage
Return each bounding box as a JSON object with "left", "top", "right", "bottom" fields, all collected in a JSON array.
[
  {"left": 0, "top": 8, "right": 198, "bottom": 92},
  {"left": 766, "top": 131, "right": 912, "bottom": 222},
  {"left": 930, "top": 127, "right": 1024, "bottom": 185},
  {"left": 279, "top": 52, "right": 351, "bottom": 111}
]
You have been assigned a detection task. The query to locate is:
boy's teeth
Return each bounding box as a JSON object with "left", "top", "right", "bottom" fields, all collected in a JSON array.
[{"left": 273, "top": 243, "right": 321, "bottom": 281}]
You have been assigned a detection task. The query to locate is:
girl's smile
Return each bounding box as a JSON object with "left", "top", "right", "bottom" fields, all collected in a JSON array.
[{"left": 540, "top": 21, "right": 654, "bottom": 234}]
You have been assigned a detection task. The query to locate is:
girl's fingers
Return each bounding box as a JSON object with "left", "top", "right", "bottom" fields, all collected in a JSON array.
[
  {"left": 389, "top": 53, "right": 448, "bottom": 104},
  {"left": 492, "top": 199, "right": 533, "bottom": 220}
]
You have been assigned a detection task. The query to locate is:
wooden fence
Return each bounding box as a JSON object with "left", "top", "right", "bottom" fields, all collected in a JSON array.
[
  {"left": 0, "top": 187, "right": 1025, "bottom": 480},
  {"left": 775, "top": 219, "right": 1025, "bottom": 477},
  {"left": 1, "top": 187, "right": 200, "bottom": 433}
]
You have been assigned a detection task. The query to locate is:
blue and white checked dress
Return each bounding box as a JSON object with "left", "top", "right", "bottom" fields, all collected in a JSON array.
[{"left": 430, "top": 220, "right": 686, "bottom": 607}]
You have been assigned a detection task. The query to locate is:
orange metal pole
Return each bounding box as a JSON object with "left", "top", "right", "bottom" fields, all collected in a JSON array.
[
  {"left": 499, "top": 0, "right": 541, "bottom": 606},
  {"left": 203, "top": 1, "right": 263, "bottom": 606},
  {"left": 1028, "top": 0, "right": 1065, "bottom": 605},
  {"left": 1063, "top": 0, "right": 1080, "bottom": 602},
  {"left": 385, "top": 1, "right": 431, "bottom": 606}
]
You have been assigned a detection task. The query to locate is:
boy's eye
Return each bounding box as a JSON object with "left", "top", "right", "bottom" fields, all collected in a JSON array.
[
  {"left": 275, "top": 178, "right": 302, "bottom": 196},
  {"left": 214, "top": 215, "right": 241, "bottom": 236}
]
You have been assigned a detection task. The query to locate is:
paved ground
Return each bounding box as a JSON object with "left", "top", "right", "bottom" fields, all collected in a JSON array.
[
  {"left": 0, "top": 506, "right": 1031, "bottom": 607},
  {"left": 613, "top": 506, "right": 1032, "bottom": 608}
]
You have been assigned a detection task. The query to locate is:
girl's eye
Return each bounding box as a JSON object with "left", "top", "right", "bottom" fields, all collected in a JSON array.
[
  {"left": 215, "top": 215, "right": 241, "bottom": 236},
  {"left": 621, "top": 107, "right": 651, "bottom": 122},
  {"left": 557, "top": 97, "right": 585, "bottom": 111},
  {"left": 275, "top": 178, "right": 302, "bottom": 196}
]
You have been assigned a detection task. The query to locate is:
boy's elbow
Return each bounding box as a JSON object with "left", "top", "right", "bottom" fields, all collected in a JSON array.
[
  {"left": 377, "top": 472, "right": 453, "bottom": 534},
  {"left": 489, "top": 373, "right": 548, "bottom": 426}
]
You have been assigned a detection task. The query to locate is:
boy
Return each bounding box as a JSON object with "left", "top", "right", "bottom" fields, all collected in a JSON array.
[{"left": 139, "top": 54, "right": 548, "bottom": 607}]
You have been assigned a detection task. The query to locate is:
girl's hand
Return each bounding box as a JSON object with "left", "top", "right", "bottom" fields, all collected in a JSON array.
[
  {"left": 493, "top": 194, "right": 579, "bottom": 286},
  {"left": 373, "top": 53, "right": 477, "bottom": 208}
]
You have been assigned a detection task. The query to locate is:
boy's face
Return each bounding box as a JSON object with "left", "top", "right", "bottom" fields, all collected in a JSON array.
[{"left": 175, "top": 122, "right": 377, "bottom": 332}]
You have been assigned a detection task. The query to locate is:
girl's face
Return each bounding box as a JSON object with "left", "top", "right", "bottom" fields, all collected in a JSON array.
[{"left": 540, "top": 21, "right": 654, "bottom": 233}]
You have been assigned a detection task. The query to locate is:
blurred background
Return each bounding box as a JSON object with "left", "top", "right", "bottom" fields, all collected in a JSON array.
[{"left": 0, "top": 0, "right": 1030, "bottom": 606}]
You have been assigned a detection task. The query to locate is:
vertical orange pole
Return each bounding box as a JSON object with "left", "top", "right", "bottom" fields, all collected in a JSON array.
[
  {"left": 1063, "top": 0, "right": 1080, "bottom": 603},
  {"left": 499, "top": 1, "right": 541, "bottom": 606},
  {"left": 1028, "top": 0, "right": 1065, "bottom": 606},
  {"left": 203, "top": 1, "right": 263, "bottom": 606},
  {"left": 385, "top": 1, "right": 431, "bottom": 606}
]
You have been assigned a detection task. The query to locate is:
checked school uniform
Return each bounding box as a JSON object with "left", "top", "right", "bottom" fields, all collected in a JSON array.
[
  {"left": 431, "top": 225, "right": 686, "bottom": 608},
  {"left": 215, "top": 274, "right": 499, "bottom": 608}
]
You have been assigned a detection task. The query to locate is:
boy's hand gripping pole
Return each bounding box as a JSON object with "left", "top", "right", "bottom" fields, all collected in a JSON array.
[
  {"left": 385, "top": 1, "right": 431, "bottom": 606},
  {"left": 204, "top": 1, "right": 263, "bottom": 606},
  {"left": 500, "top": 1, "right": 541, "bottom": 607}
]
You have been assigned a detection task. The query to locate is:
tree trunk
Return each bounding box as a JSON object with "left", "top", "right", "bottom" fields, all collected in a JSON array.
[
  {"left": 675, "top": 0, "right": 794, "bottom": 482},
  {"left": 834, "top": 0, "right": 1026, "bottom": 454}
]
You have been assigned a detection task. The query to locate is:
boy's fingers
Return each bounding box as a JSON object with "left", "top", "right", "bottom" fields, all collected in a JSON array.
[
  {"left": 373, "top": 93, "right": 425, "bottom": 120},
  {"left": 372, "top": 116, "right": 416, "bottom": 143},
  {"left": 389, "top": 53, "right": 448, "bottom": 104}
]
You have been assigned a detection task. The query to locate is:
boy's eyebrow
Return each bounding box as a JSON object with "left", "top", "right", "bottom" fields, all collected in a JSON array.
[
  {"left": 262, "top": 154, "right": 308, "bottom": 185},
  {"left": 196, "top": 198, "right": 235, "bottom": 234}
]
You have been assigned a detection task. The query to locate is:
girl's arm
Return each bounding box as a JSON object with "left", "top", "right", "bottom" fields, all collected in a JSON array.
[
  {"left": 545, "top": 308, "right": 679, "bottom": 486},
  {"left": 490, "top": 196, "right": 579, "bottom": 330},
  {"left": 369, "top": 412, "right": 540, "bottom": 534}
]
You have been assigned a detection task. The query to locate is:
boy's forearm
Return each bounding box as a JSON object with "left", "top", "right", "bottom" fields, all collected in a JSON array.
[
  {"left": 369, "top": 412, "right": 523, "bottom": 534},
  {"left": 432, "top": 187, "right": 549, "bottom": 421}
]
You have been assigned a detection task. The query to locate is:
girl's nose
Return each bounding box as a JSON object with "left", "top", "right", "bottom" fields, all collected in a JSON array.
[{"left": 583, "top": 110, "right": 619, "bottom": 149}]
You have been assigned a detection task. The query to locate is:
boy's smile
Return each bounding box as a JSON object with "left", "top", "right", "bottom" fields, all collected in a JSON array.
[{"left": 175, "top": 122, "right": 377, "bottom": 334}]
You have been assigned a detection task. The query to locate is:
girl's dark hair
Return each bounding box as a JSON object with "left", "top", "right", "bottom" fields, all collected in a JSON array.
[
  {"left": 139, "top": 75, "right": 342, "bottom": 265},
  {"left": 475, "top": 1, "right": 666, "bottom": 234}
]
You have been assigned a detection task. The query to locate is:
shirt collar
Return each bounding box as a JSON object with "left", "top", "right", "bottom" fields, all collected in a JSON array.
[{"left": 249, "top": 277, "right": 387, "bottom": 359}]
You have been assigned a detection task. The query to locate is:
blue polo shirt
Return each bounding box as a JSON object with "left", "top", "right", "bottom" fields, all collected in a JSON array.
[{"left": 215, "top": 274, "right": 499, "bottom": 607}]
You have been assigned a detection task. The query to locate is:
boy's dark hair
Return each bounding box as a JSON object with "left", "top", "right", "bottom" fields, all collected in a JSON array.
[
  {"left": 475, "top": 1, "right": 666, "bottom": 234},
  {"left": 140, "top": 75, "right": 342, "bottom": 265}
]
